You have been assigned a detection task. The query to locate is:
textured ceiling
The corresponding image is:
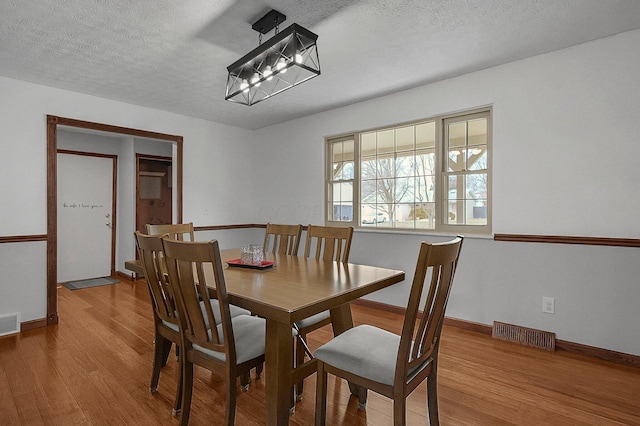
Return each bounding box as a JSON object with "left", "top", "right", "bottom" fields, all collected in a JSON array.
[{"left": 1, "top": 0, "right": 640, "bottom": 130}]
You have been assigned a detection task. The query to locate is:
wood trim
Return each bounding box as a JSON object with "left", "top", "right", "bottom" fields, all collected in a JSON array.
[
  {"left": 494, "top": 234, "right": 640, "bottom": 248},
  {"left": 49, "top": 115, "right": 183, "bottom": 142},
  {"left": 556, "top": 340, "right": 640, "bottom": 369},
  {"left": 20, "top": 318, "right": 48, "bottom": 332},
  {"left": 46, "top": 115, "right": 184, "bottom": 328},
  {"left": 0, "top": 235, "right": 47, "bottom": 243},
  {"left": 351, "top": 298, "right": 406, "bottom": 315},
  {"left": 47, "top": 117, "right": 58, "bottom": 326},
  {"left": 194, "top": 224, "right": 268, "bottom": 231},
  {"left": 57, "top": 149, "right": 118, "bottom": 159},
  {"left": 443, "top": 317, "right": 493, "bottom": 335},
  {"left": 176, "top": 138, "right": 183, "bottom": 224},
  {"left": 193, "top": 224, "right": 311, "bottom": 232}
]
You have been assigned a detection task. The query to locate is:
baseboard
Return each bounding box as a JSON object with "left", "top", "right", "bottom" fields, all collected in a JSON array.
[
  {"left": 443, "top": 317, "right": 493, "bottom": 335},
  {"left": 555, "top": 339, "right": 640, "bottom": 369},
  {"left": 353, "top": 299, "right": 640, "bottom": 369},
  {"left": 20, "top": 317, "right": 48, "bottom": 332}
]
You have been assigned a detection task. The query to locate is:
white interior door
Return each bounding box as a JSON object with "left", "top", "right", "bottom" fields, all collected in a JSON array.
[{"left": 57, "top": 152, "right": 115, "bottom": 282}]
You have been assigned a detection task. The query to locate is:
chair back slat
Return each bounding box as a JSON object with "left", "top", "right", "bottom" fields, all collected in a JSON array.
[
  {"left": 304, "top": 225, "right": 353, "bottom": 262},
  {"left": 397, "top": 236, "right": 463, "bottom": 382},
  {"left": 162, "top": 238, "right": 235, "bottom": 360},
  {"left": 263, "top": 223, "right": 302, "bottom": 255},
  {"left": 135, "top": 232, "right": 178, "bottom": 326},
  {"left": 146, "top": 222, "right": 195, "bottom": 241}
]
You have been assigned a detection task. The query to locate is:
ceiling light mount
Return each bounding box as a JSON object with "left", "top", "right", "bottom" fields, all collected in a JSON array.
[
  {"left": 225, "top": 9, "right": 320, "bottom": 106},
  {"left": 251, "top": 9, "right": 286, "bottom": 34}
]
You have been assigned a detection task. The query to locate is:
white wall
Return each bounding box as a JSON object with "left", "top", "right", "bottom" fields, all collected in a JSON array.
[
  {"left": 0, "top": 76, "right": 255, "bottom": 325},
  {"left": 250, "top": 29, "right": 640, "bottom": 356},
  {"left": 1, "top": 29, "right": 639, "bottom": 357}
]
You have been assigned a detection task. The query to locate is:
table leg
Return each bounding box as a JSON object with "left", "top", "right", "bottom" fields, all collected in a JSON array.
[
  {"left": 265, "top": 318, "right": 293, "bottom": 426},
  {"left": 329, "top": 303, "right": 360, "bottom": 395},
  {"left": 329, "top": 303, "right": 353, "bottom": 336}
]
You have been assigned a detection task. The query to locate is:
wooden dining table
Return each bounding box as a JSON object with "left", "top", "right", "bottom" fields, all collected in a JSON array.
[{"left": 215, "top": 248, "right": 405, "bottom": 426}]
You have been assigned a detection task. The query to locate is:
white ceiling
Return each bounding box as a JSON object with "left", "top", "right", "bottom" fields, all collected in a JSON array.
[{"left": 1, "top": 0, "right": 640, "bottom": 130}]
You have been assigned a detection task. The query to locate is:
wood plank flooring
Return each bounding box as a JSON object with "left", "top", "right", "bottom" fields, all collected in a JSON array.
[{"left": 1, "top": 276, "right": 639, "bottom": 425}]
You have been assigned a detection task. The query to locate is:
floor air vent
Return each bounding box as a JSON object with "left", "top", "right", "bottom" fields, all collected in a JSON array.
[
  {"left": 0, "top": 312, "right": 20, "bottom": 337},
  {"left": 492, "top": 321, "right": 556, "bottom": 351}
]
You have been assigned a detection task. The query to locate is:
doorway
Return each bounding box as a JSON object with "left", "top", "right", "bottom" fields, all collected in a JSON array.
[
  {"left": 57, "top": 150, "right": 117, "bottom": 282},
  {"left": 46, "top": 115, "right": 183, "bottom": 325},
  {"left": 136, "top": 155, "right": 173, "bottom": 233}
]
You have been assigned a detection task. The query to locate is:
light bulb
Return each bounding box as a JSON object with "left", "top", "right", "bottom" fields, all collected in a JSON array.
[
  {"left": 240, "top": 79, "right": 249, "bottom": 93},
  {"left": 276, "top": 58, "right": 287, "bottom": 73},
  {"left": 294, "top": 53, "right": 303, "bottom": 64},
  {"left": 250, "top": 73, "right": 261, "bottom": 87},
  {"left": 263, "top": 65, "right": 273, "bottom": 81}
]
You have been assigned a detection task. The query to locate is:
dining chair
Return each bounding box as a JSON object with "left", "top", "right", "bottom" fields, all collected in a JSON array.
[
  {"left": 135, "top": 232, "right": 252, "bottom": 417},
  {"left": 135, "top": 231, "right": 183, "bottom": 415},
  {"left": 146, "top": 222, "right": 195, "bottom": 241},
  {"left": 314, "top": 235, "right": 464, "bottom": 426},
  {"left": 263, "top": 223, "right": 303, "bottom": 255},
  {"left": 294, "top": 224, "right": 354, "bottom": 399},
  {"left": 161, "top": 237, "right": 266, "bottom": 426},
  {"left": 146, "top": 223, "right": 254, "bottom": 323}
]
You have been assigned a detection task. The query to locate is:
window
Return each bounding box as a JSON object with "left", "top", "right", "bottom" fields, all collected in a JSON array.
[{"left": 325, "top": 109, "right": 491, "bottom": 234}]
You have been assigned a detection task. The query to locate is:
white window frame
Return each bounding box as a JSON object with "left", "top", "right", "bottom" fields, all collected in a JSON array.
[{"left": 325, "top": 107, "right": 492, "bottom": 235}]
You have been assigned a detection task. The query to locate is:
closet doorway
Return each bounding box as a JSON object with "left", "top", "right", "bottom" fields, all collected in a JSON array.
[{"left": 136, "top": 155, "right": 173, "bottom": 233}]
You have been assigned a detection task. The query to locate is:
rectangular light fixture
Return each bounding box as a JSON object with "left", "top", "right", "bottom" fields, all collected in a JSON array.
[{"left": 225, "top": 19, "right": 320, "bottom": 106}]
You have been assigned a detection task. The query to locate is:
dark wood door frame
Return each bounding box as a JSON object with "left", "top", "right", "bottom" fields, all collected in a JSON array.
[
  {"left": 136, "top": 154, "right": 173, "bottom": 235},
  {"left": 46, "top": 115, "right": 183, "bottom": 325}
]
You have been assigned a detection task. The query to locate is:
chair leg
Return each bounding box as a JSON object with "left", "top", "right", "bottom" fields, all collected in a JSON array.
[
  {"left": 426, "top": 372, "right": 439, "bottom": 426},
  {"left": 255, "top": 362, "right": 263, "bottom": 379},
  {"left": 295, "top": 335, "right": 306, "bottom": 400},
  {"left": 240, "top": 370, "right": 251, "bottom": 391},
  {"left": 356, "top": 385, "right": 368, "bottom": 411},
  {"left": 314, "top": 361, "right": 328, "bottom": 426},
  {"left": 172, "top": 349, "right": 183, "bottom": 416},
  {"left": 392, "top": 397, "right": 407, "bottom": 426},
  {"left": 179, "top": 360, "right": 194, "bottom": 426},
  {"left": 161, "top": 338, "right": 173, "bottom": 367},
  {"left": 225, "top": 372, "right": 237, "bottom": 426},
  {"left": 150, "top": 335, "right": 171, "bottom": 393}
]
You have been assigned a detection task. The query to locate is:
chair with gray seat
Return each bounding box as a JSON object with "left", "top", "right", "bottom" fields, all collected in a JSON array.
[
  {"left": 135, "top": 231, "right": 251, "bottom": 418},
  {"left": 162, "top": 237, "right": 266, "bottom": 426},
  {"left": 135, "top": 231, "right": 183, "bottom": 415},
  {"left": 314, "top": 236, "right": 464, "bottom": 426}
]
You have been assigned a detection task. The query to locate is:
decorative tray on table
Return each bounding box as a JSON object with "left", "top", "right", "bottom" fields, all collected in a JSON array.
[{"left": 226, "top": 259, "right": 276, "bottom": 270}]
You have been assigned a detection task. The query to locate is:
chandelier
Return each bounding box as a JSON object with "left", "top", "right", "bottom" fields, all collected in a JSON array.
[{"left": 225, "top": 10, "right": 320, "bottom": 106}]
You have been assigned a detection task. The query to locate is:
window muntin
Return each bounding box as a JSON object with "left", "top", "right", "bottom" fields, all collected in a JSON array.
[
  {"left": 327, "top": 137, "right": 355, "bottom": 222},
  {"left": 326, "top": 109, "right": 491, "bottom": 234},
  {"left": 444, "top": 114, "right": 489, "bottom": 227}
]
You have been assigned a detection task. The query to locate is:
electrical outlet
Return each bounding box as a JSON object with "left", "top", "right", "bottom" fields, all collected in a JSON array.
[{"left": 542, "top": 297, "right": 555, "bottom": 314}]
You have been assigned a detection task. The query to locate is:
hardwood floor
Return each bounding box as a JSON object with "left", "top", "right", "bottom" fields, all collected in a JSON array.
[{"left": 1, "top": 276, "right": 639, "bottom": 425}]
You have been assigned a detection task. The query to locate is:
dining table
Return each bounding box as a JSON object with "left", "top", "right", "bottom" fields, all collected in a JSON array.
[{"left": 214, "top": 248, "right": 405, "bottom": 426}]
